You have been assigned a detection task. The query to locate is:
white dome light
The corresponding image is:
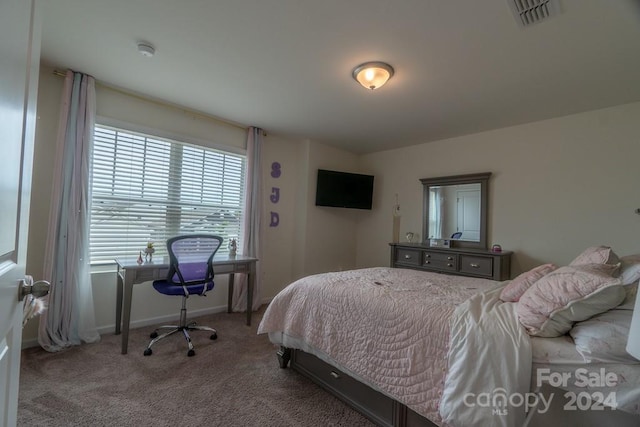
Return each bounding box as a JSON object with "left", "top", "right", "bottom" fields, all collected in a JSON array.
[{"left": 352, "top": 61, "right": 394, "bottom": 90}]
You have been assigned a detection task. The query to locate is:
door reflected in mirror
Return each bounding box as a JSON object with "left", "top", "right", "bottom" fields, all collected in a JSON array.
[
  {"left": 421, "top": 172, "right": 490, "bottom": 249},
  {"left": 428, "top": 183, "right": 481, "bottom": 242}
]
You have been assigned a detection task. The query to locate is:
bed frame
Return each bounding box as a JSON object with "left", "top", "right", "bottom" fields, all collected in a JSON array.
[
  {"left": 276, "top": 347, "right": 640, "bottom": 427},
  {"left": 277, "top": 346, "right": 437, "bottom": 427}
]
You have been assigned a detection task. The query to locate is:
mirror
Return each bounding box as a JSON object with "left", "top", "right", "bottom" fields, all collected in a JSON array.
[{"left": 420, "top": 172, "right": 491, "bottom": 249}]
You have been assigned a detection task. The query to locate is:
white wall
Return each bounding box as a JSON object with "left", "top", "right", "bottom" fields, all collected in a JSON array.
[
  {"left": 260, "top": 134, "right": 302, "bottom": 298},
  {"left": 296, "top": 141, "right": 364, "bottom": 276},
  {"left": 356, "top": 101, "right": 640, "bottom": 275},
  {"left": 256, "top": 134, "right": 363, "bottom": 289}
]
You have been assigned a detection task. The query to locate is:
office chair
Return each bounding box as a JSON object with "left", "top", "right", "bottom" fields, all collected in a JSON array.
[
  {"left": 451, "top": 232, "right": 463, "bottom": 239},
  {"left": 143, "top": 234, "right": 223, "bottom": 357}
]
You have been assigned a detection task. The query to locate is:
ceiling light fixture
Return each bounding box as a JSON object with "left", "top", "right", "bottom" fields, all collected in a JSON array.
[
  {"left": 352, "top": 61, "right": 394, "bottom": 90},
  {"left": 137, "top": 42, "right": 155, "bottom": 57}
]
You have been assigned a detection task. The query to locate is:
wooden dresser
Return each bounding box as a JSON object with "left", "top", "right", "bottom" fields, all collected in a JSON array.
[{"left": 390, "top": 243, "right": 512, "bottom": 281}]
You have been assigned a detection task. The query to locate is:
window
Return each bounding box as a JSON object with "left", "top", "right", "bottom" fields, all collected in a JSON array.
[{"left": 90, "top": 124, "right": 245, "bottom": 264}]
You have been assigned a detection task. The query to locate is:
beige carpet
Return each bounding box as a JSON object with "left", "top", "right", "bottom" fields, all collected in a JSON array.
[{"left": 18, "top": 308, "right": 375, "bottom": 427}]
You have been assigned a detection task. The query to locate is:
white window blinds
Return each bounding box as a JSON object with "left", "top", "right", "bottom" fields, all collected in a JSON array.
[{"left": 90, "top": 125, "right": 245, "bottom": 264}]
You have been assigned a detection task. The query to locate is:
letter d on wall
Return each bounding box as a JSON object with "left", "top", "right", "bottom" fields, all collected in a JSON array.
[{"left": 269, "top": 212, "right": 280, "bottom": 227}]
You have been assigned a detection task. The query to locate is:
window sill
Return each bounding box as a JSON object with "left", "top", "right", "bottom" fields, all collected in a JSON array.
[{"left": 90, "top": 263, "right": 117, "bottom": 274}]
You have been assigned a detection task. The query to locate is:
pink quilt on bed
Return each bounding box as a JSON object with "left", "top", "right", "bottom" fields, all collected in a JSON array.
[{"left": 257, "top": 267, "right": 497, "bottom": 424}]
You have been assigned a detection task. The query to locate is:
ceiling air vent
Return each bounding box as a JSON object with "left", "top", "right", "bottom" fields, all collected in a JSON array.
[{"left": 508, "top": 0, "right": 558, "bottom": 27}]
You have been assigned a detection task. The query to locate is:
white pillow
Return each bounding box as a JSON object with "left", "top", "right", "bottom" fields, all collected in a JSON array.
[
  {"left": 570, "top": 308, "right": 639, "bottom": 363},
  {"left": 517, "top": 264, "right": 625, "bottom": 337},
  {"left": 618, "top": 283, "right": 638, "bottom": 310},
  {"left": 620, "top": 254, "right": 640, "bottom": 285}
]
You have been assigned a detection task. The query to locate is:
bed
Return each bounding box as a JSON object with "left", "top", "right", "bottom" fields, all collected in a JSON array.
[{"left": 257, "top": 248, "right": 640, "bottom": 427}]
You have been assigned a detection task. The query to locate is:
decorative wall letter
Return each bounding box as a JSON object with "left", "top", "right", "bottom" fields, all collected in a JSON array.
[
  {"left": 270, "top": 162, "right": 281, "bottom": 178},
  {"left": 269, "top": 212, "right": 280, "bottom": 227},
  {"left": 270, "top": 187, "right": 280, "bottom": 203}
]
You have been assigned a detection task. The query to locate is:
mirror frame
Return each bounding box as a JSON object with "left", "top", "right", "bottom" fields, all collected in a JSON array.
[{"left": 420, "top": 172, "right": 491, "bottom": 249}]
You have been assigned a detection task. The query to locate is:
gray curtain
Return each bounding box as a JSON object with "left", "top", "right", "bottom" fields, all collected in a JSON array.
[
  {"left": 232, "top": 127, "right": 263, "bottom": 312},
  {"left": 38, "top": 70, "right": 100, "bottom": 351}
]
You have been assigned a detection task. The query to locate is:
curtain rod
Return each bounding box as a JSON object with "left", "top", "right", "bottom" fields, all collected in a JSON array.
[{"left": 51, "top": 69, "right": 259, "bottom": 134}]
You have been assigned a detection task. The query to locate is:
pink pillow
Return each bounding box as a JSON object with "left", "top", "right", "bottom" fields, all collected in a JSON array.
[
  {"left": 500, "top": 263, "right": 557, "bottom": 302},
  {"left": 569, "top": 245, "right": 619, "bottom": 266},
  {"left": 517, "top": 264, "right": 624, "bottom": 337}
]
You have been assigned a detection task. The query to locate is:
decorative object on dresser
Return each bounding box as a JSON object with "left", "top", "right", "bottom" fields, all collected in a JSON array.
[
  {"left": 390, "top": 243, "right": 512, "bottom": 281},
  {"left": 392, "top": 194, "right": 401, "bottom": 243}
]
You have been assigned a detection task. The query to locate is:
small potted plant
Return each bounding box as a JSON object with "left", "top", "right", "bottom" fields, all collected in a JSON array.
[{"left": 144, "top": 242, "right": 155, "bottom": 262}]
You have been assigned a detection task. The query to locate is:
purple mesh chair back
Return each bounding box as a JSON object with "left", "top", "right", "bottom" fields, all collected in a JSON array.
[{"left": 167, "top": 235, "right": 223, "bottom": 286}]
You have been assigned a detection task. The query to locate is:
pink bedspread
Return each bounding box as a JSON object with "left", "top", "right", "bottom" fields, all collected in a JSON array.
[{"left": 258, "top": 267, "right": 497, "bottom": 424}]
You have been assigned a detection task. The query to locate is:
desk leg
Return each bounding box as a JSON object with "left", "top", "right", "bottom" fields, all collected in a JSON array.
[
  {"left": 121, "top": 274, "right": 134, "bottom": 354},
  {"left": 246, "top": 270, "right": 254, "bottom": 326},
  {"left": 115, "top": 270, "right": 124, "bottom": 335},
  {"left": 227, "top": 273, "right": 234, "bottom": 313}
]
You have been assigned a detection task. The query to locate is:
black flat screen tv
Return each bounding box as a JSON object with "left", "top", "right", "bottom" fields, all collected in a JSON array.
[{"left": 315, "top": 169, "right": 374, "bottom": 210}]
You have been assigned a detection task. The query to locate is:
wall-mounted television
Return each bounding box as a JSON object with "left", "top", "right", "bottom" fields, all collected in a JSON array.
[{"left": 315, "top": 169, "right": 374, "bottom": 210}]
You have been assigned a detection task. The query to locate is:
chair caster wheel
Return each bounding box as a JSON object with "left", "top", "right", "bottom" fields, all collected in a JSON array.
[
  {"left": 187, "top": 349, "right": 195, "bottom": 357},
  {"left": 210, "top": 333, "right": 217, "bottom": 340},
  {"left": 143, "top": 348, "right": 152, "bottom": 356},
  {"left": 150, "top": 332, "right": 158, "bottom": 339}
]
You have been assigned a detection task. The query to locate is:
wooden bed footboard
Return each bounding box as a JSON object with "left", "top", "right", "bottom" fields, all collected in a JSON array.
[{"left": 277, "top": 346, "right": 437, "bottom": 427}]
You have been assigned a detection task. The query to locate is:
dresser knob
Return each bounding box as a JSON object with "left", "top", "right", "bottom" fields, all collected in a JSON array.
[
  {"left": 425, "top": 261, "right": 430, "bottom": 264},
  {"left": 425, "top": 254, "right": 431, "bottom": 258},
  {"left": 447, "top": 256, "right": 453, "bottom": 260},
  {"left": 470, "top": 263, "right": 480, "bottom": 268},
  {"left": 404, "top": 254, "right": 412, "bottom": 259},
  {"left": 447, "top": 263, "right": 453, "bottom": 267}
]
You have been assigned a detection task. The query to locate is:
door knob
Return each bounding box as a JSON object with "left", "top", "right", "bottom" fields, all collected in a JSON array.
[{"left": 19, "top": 277, "right": 50, "bottom": 301}]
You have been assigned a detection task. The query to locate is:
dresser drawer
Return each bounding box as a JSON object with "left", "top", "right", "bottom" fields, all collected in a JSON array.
[
  {"left": 423, "top": 251, "right": 456, "bottom": 264},
  {"left": 292, "top": 350, "right": 394, "bottom": 426},
  {"left": 395, "top": 248, "right": 421, "bottom": 266},
  {"left": 459, "top": 255, "right": 493, "bottom": 277},
  {"left": 423, "top": 251, "right": 457, "bottom": 272}
]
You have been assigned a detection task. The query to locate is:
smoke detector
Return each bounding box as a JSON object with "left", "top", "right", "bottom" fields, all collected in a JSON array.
[
  {"left": 507, "top": 0, "right": 559, "bottom": 27},
  {"left": 137, "top": 42, "right": 155, "bottom": 57}
]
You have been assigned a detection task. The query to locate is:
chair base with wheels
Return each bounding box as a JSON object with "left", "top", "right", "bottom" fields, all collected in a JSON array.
[
  {"left": 143, "top": 295, "right": 218, "bottom": 357},
  {"left": 143, "top": 234, "right": 223, "bottom": 357}
]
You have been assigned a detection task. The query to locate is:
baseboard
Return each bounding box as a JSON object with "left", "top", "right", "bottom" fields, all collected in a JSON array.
[
  {"left": 102, "top": 304, "right": 229, "bottom": 335},
  {"left": 21, "top": 297, "right": 273, "bottom": 350}
]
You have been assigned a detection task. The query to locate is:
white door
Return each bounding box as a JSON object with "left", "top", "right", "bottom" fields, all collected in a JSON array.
[
  {"left": 0, "top": 0, "right": 41, "bottom": 425},
  {"left": 456, "top": 189, "right": 481, "bottom": 241}
]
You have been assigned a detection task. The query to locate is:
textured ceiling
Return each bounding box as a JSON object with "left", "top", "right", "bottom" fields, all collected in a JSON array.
[{"left": 40, "top": 0, "right": 640, "bottom": 154}]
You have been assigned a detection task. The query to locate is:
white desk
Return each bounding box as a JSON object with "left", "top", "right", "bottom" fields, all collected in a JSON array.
[{"left": 115, "top": 255, "right": 258, "bottom": 354}]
